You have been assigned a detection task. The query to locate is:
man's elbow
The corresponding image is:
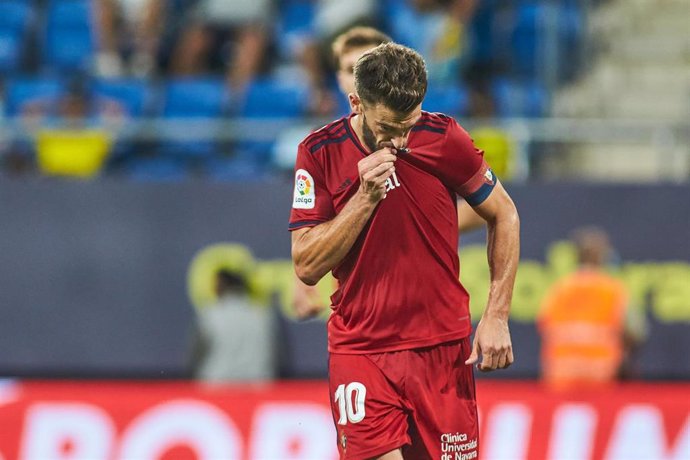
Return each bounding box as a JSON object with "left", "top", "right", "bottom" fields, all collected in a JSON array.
[{"left": 294, "top": 263, "right": 321, "bottom": 286}]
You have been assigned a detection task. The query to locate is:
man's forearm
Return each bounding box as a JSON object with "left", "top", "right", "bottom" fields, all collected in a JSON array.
[
  {"left": 292, "top": 191, "right": 377, "bottom": 285},
  {"left": 484, "top": 209, "right": 520, "bottom": 319}
]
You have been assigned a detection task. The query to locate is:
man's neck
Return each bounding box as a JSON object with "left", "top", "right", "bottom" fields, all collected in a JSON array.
[{"left": 349, "top": 113, "right": 370, "bottom": 153}]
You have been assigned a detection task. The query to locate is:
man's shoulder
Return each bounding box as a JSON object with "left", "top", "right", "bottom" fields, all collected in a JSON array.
[
  {"left": 300, "top": 116, "right": 350, "bottom": 155},
  {"left": 412, "top": 111, "right": 455, "bottom": 136}
]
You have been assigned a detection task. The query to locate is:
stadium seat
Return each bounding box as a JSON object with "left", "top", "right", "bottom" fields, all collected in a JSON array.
[
  {"left": 240, "top": 78, "right": 309, "bottom": 118},
  {"left": 492, "top": 78, "right": 549, "bottom": 118},
  {"left": 0, "top": 1, "right": 32, "bottom": 73},
  {"left": 423, "top": 85, "right": 470, "bottom": 116},
  {"left": 0, "top": 31, "right": 21, "bottom": 73},
  {"left": 162, "top": 78, "right": 228, "bottom": 118},
  {"left": 558, "top": 2, "right": 586, "bottom": 81},
  {"left": 92, "top": 78, "right": 150, "bottom": 117},
  {"left": 467, "top": 0, "right": 498, "bottom": 64},
  {"left": 4, "top": 77, "right": 63, "bottom": 116},
  {"left": 275, "top": 0, "right": 315, "bottom": 59},
  {"left": 237, "top": 78, "right": 310, "bottom": 165},
  {"left": 159, "top": 78, "right": 229, "bottom": 159},
  {"left": 43, "top": 0, "right": 94, "bottom": 72},
  {"left": 510, "top": 2, "right": 544, "bottom": 79}
]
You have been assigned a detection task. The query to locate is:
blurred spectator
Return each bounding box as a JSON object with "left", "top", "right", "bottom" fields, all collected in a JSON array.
[
  {"left": 170, "top": 0, "right": 274, "bottom": 91},
  {"left": 387, "top": 0, "right": 477, "bottom": 85},
  {"left": 538, "top": 227, "right": 647, "bottom": 391},
  {"left": 299, "top": 0, "right": 377, "bottom": 114},
  {"left": 19, "top": 78, "right": 125, "bottom": 178},
  {"left": 94, "top": 0, "right": 165, "bottom": 77},
  {"left": 331, "top": 26, "right": 391, "bottom": 100},
  {"left": 191, "top": 269, "right": 276, "bottom": 382}
]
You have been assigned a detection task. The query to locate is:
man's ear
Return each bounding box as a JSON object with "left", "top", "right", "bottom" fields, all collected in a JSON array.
[{"left": 349, "top": 93, "right": 363, "bottom": 114}]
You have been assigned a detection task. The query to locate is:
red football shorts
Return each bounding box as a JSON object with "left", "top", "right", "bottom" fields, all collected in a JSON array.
[{"left": 328, "top": 338, "right": 479, "bottom": 460}]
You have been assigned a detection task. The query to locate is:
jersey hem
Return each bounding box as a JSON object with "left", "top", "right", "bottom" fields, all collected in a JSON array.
[{"left": 327, "top": 327, "right": 472, "bottom": 354}]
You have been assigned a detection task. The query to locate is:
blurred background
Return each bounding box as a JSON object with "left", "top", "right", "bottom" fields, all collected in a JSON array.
[{"left": 0, "top": 0, "right": 688, "bottom": 459}]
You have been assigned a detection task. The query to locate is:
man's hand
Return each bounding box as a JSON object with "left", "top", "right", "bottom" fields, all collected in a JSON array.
[
  {"left": 293, "top": 280, "right": 326, "bottom": 319},
  {"left": 465, "top": 314, "right": 514, "bottom": 372},
  {"left": 358, "top": 148, "right": 397, "bottom": 204}
]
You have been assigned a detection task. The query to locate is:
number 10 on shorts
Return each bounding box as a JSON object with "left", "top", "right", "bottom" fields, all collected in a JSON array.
[{"left": 334, "top": 382, "right": 367, "bottom": 424}]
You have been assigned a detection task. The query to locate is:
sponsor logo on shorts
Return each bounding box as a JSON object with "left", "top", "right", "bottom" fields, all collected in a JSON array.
[
  {"left": 293, "top": 169, "right": 315, "bottom": 209},
  {"left": 440, "top": 432, "right": 477, "bottom": 460},
  {"left": 339, "top": 431, "right": 347, "bottom": 452}
]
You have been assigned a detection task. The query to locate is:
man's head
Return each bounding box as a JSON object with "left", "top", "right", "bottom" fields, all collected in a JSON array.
[
  {"left": 572, "top": 226, "right": 612, "bottom": 268},
  {"left": 331, "top": 27, "right": 391, "bottom": 96},
  {"left": 215, "top": 269, "right": 248, "bottom": 298},
  {"left": 351, "top": 43, "right": 428, "bottom": 152}
]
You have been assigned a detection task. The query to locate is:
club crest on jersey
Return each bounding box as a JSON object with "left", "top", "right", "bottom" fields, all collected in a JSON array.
[
  {"left": 293, "top": 169, "right": 315, "bottom": 209},
  {"left": 483, "top": 168, "right": 495, "bottom": 185}
]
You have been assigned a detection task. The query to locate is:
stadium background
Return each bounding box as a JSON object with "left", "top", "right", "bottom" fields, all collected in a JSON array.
[{"left": 0, "top": 0, "right": 688, "bottom": 458}]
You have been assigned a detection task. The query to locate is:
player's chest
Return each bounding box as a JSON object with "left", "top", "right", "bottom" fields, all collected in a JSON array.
[{"left": 323, "top": 151, "right": 455, "bottom": 214}]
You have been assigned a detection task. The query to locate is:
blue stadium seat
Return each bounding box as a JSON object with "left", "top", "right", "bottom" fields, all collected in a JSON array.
[
  {"left": 423, "top": 85, "right": 469, "bottom": 116},
  {"left": 43, "top": 0, "right": 94, "bottom": 72},
  {"left": 92, "top": 78, "right": 150, "bottom": 117},
  {"left": 160, "top": 78, "right": 229, "bottom": 158},
  {"left": 240, "top": 78, "right": 309, "bottom": 118},
  {"left": 467, "top": 0, "right": 498, "bottom": 63},
  {"left": 275, "top": 0, "right": 315, "bottom": 59},
  {"left": 508, "top": 1, "right": 586, "bottom": 82},
  {"left": 0, "top": 0, "right": 31, "bottom": 29},
  {"left": 4, "top": 77, "right": 63, "bottom": 116},
  {"left": 238, "top": 78, "right": 310, "bottom": 165},
  {"left": 492, "top": 78, "right": 549, "bottom": 118},
  {"left": 47, "top": 0, "right": 90, "bottom": 26},
  {"left": 162, "top": 78, "right": 228, "bottom": 118},
  {"left": 0, "top": 31, "right": 21, "bottom": 73},
  {"left": 0, "top": 1, "right": 32, "bottom": 73},
  {"left": 510, "top": 2, "right": 544, "bottom": 79},
  {"left": 558, "top": 3, "right": 585, "bottom": 81}
]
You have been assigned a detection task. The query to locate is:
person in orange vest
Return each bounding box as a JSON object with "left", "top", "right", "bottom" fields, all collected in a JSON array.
[{"left": 538, "top": 227, "right": 646, "bottom": 390}]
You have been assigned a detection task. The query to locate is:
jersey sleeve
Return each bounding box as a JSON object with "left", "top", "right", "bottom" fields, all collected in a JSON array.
[
  {"left": 442, "top": 118, "right": 497, "bottom": 207},
  {"left": 288, "top": 142, "right": 336, "bottom": 231}
]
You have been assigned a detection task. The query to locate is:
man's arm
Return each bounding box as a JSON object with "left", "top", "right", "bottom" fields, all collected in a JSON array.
[
  {"left": 464, "top": 181, "right": 520, "bottom": 371},
  {"left": 292, "top": 148, "right": 397, "bottom": 285}
]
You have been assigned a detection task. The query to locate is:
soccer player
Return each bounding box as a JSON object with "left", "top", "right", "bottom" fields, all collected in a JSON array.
[
  {"left": 289, "top": 43, "right": 520, "bottom": 458},
  {"left": 332, "top": 27, "right": 485, "bottom": 235},
  {"left": 293, "top": 27, "right": 485, "bottom": 319}
]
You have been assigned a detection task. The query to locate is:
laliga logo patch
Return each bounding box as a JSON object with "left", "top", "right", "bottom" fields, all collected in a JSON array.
[{"left": 293, "top": 169, "right": 315, "bottom": 209}]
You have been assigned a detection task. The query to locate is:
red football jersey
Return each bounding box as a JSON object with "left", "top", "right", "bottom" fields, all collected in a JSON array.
[{"left": 289, "top": 112, "right": 496, "bottom": 354}]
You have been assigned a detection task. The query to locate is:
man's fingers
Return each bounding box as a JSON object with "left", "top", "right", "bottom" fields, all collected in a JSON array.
[
  {"left": 478, "top": 351, "right": 496, "bottom": 372},
  {"left": 362, "top": 162, "right": 395, "bottom": 182},
  {"left": 497, "top": 352, "right": 507, "bottom": 369},
  {"left": 359, "top": 149, "right": 397, "bottom": 170},
  {"left": 465, "top": 341, "right": 479, "bottom": 365}
]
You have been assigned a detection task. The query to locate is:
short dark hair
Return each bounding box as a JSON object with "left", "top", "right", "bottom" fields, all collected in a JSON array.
[
  {"left": 354, "top": 43, "right": 427, "bottom": 113},
  {"left": 331, "top": 27, "right": 392, "bottom": 68}
]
